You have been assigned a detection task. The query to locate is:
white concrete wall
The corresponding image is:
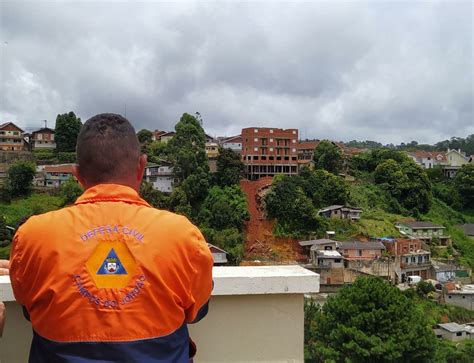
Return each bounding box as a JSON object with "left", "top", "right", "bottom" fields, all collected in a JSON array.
[{"left": 0, "top": 266, "right": 319, "bottom": 363}]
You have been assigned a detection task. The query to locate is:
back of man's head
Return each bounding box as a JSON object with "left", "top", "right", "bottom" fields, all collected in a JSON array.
[{"left": 76, "top": 113, "right": 140, "bottom": 186}]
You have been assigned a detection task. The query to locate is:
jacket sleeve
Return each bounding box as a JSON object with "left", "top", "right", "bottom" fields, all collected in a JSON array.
[
  {"left": 184, "top": 225, "right": 214, "bottom": 324},
  {"left": 9, "top": 227, "right": 27, "bottom": 306}
]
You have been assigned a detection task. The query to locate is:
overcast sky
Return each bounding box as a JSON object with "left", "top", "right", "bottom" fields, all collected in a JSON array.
[{"left": 0, "top": 1, "right": 472, "bottom": 144}]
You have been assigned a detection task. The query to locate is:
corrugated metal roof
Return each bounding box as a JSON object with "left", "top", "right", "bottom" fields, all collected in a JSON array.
[
  {"left": 299, "top": 239, "right": 337, "bottom": 247},
  {"left": 316, "top": 250, "right": 342, "bottom": 258},
  {"left": 398, "top": 221, "right": 444, "bottom": 229},
  {"left": 438, "top": 323, "right": 467, "bottom": 333},
  {"left": 338, "top": 241, "right": 385, "bottom": 250}
]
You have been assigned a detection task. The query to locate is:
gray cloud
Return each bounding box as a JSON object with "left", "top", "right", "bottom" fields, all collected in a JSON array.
[{"left": 0, "top": 1, "right": 472, "bottom": 144}]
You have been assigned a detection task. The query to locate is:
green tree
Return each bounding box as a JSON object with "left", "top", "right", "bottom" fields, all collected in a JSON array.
[
  {"left": 373, "top": 159, "right": 432, "bottom": 215},
  {"left": 454, "top": 164, "right": 474, "bottom": 209},
  {"left": 139, "top": 181, "right": 169, "bottom": 209},
  {"left": 299, "top": 168, "right": 350, "bottom": 208},
  {"left": 374, "top": 159, "right": 406, "bottom": 198},
  {"left": 137, "top": 129, "right": 153, "bottom": 144},
  {"left": 55, "top": 111, "right": 82, "bottom": 152},
  {"left": 399, "top": 160, "right": 432, "bottom": 214},
  {"left": 214, "top": 147, "right": 244, "bottom": 187},
  {"left": 425, "top": 165, "right": 445, "bottom": 183},
  {"left": 60, "top": 177, "right": 84, "bottom": 205},
  {"left": 201, "top": 227, "right": 244, "bottom": 265},
  {"left": 199, "top": 185, "right": 249, "bottom": 230},
  {"left": 313, "top": 140, "right": 343, "bottom": 174},
  {"left": 7, "top": 160, "right": 37, "bottom": 197},
  {"left": 143, "top": 141, "right": 168, "bottom": 164},
  {"left": 167, "top": 113, "right": 211, "bottom": 210},
  {"left": 264, "top": 175, "right": 325, "bottom": 237},
  {"left": 306, "top": 276, "right": 436, "bottom": 362},
  {"left": 0, "top": 215, "right": 10, "bottom": 243}
]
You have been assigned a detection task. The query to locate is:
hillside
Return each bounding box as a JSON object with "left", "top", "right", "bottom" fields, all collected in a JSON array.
[
  {"left": 345, "top": 182, "right": 474, "bottom": 268},
  {"left": 0, "top": 193, "right": 63, "bottom": 259}
]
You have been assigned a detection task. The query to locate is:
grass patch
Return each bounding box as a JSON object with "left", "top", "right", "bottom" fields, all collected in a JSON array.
[{"left": 0, "top": 193, "right": 63, "bottom": 227}]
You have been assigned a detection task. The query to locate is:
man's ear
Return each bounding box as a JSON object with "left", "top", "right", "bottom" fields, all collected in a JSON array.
[
  {"left": 137, "top": 154, "right": 147, "bottom": 182},
  {"left": 72, "top": 164, "right": 86, "bottom": 188}
]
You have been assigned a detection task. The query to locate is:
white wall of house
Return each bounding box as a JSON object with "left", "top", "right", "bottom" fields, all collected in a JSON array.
[{"left": 222, "top": 142, "right": 242, "bottom": 152}]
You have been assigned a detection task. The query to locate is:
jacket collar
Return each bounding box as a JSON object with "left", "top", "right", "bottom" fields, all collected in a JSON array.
[{"left": 74, "top": 184, "right": 151, "bottom": 207}]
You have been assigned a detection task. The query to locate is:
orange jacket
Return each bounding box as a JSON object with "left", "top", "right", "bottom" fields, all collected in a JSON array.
[{"left": 9, "top": 184, "right": 213, "bottom": 362}]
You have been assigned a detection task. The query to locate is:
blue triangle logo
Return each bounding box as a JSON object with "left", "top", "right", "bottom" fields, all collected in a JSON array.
[{"left": 97, "top": 248, "right": 128, "bottom": 275}]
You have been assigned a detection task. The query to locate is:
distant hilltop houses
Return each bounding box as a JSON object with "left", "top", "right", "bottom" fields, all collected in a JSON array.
[
  {"left": 406, "top": 149, "right": 473, "bottom": 178},
  {"left": 1, "top": 121, "right": 472, "bottom": 189},
  {"left": 0, "top": 122, "right": 56, "bottom": 151}
]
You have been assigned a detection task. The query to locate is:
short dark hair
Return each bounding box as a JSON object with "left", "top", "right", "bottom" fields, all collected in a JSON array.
[{"left": 76, "top": 113, "right": 140, "bottom": 184}]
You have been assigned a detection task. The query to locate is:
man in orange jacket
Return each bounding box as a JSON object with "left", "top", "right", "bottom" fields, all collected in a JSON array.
[{"left": 9, "top": 113, "right": 214, "bottom": 362}]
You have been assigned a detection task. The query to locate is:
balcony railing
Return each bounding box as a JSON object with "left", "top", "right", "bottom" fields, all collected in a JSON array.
[{"left": 0, "top": 265, "right": 319, "bottom": 363}]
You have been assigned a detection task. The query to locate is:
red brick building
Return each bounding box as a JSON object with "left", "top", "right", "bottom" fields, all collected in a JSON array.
[{"left": 241, "top": 127, "right": 298, "bottom": 180}]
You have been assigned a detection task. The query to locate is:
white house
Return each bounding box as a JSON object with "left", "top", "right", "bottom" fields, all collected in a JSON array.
[
  {"left": 208, "top": 243, "right": 228, "bottom": 265},
  {"left": 406, "top": 151, "right": 447, "bottom": 169},
  {"left": 220, "top": 135, "right": 242, "bottom": 153},
  {"left": 144, "top": 163, "right": 174, "bottom": 193}
]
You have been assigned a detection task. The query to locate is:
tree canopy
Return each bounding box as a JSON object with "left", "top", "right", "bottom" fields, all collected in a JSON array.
[
  {"left": 306, "top": 276, "right": 437, "bottom": 362},
  {"left": 199, "top": 185, "right": 249, "bottom": 230},
  {"left": 454, "top": 164, "right": 474, "bottom": 209},
  {"left": 313, "top": 140, "right": 344, "bottom": 174},
  {"left": 166, "top": 113, "right": 210, "bottom": 213},
  {"left": 59, "top": 177, "right": 84, "bottom": 206},
  {"left": 372, "top": 158, "right": 432, "bottom": 215},
  {"left": 55, "top": 111, "right": 82, "bottom": 152},
  {"left": 6, "top": 160, "right": 37, "bottom": 198},
  {"left": 214, "top": 147, "right": 244, "bottom": 187},
  {"left": 264, "top": 174, "right": 328, "bottom": 237},
  {"left": 137, "top": 129, "right": 153, "bottom": 144}
]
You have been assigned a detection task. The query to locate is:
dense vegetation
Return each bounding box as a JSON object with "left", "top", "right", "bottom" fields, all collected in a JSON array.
[
  {"left": 345, "top": 134, "right": 474, "bottom": 155},
  {"left": 136, "top": 113, "right": 250, "bottom": 263},
  {"left": 305, "top": 276, "right": 437, "bottom": 362},
  {"left": 305, "top": 276, "right": 474, "bottom": 363}
]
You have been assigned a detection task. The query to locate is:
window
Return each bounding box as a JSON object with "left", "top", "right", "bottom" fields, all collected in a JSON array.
[
  {"left": 254, "top": 147, "right": 258, "bottom": 151},
  {"left": 324, "top": 246, "right": 332, "bottom": 250},
  {"left": 270, "top": 129, "right": 273, "bottom": 133},
  {"left": 357, "top": 250, "right": 362, "bottom": 256},
  {"left": 292, "top": 139, "right": 296, "bottom": 143},
  {"left": 254, "top": 129, "right": 258, "bottom": 133},
  {"left": 276, "top": 156, "right": 281, "bottom": 160},
  {"left": 269, "top": 156, "right": 274, "bottom": 160},
  {"left": 405, "top": 258, "right": 409, "bottom": 263},
  {"left": 456, "top": 332, "right": 462, "bottom": 336},
  {"left": 270, "top": 138, "right": 273, "bottom": 142},
  {"left": 334, "top": 259, "right": 341, "bottom": 263},
  {"left": 261, "top": 156, "right": 267, "bottom": 160},
  {"left": 37, "top": 134, "right": 42, "bottom": 140},
  {"left": 292, "top": 130, "right": 296, "bottom": 134},
  {"left": 253, "top": 156, "right": 259, "bottom": 160},
  {"left": 269, "top": 147, "right": 273, "bottom": 152},
  {"left": 292, "top": 148, "right": 296, "bottom": 152},
  {"left": 254, "top": 138, "right": 258, "bottom": 142}
]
